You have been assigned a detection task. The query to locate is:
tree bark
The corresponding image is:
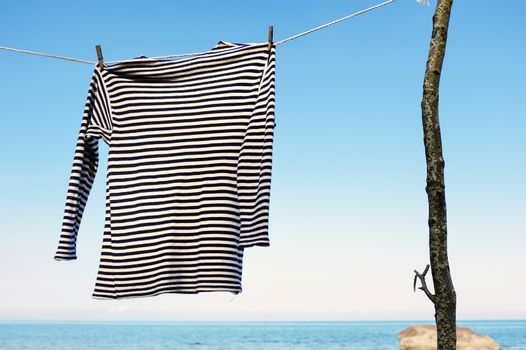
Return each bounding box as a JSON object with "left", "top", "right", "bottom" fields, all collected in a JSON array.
[{"left": 421, "top": 1, "right": 456, "bottom": 349}]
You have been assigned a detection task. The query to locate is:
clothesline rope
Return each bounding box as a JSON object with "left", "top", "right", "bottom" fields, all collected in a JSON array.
[
  {"left": 274, "top": 0, "right": 396, "bottom": 46},
  {"left": 0, "top": 46, "right": 97, "bottom": 65},
  {"left": 0, "top": 0, "right": 396, "bottom": 66}
]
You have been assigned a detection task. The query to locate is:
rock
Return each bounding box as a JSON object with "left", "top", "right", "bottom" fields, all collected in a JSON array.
[{"left": 398, "top": 324, "right": 500, "bottom": 350}]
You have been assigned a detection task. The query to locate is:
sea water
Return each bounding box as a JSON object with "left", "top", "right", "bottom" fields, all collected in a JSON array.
[{"left": 0, "top": 320, "right": 524, "bottom": 350}]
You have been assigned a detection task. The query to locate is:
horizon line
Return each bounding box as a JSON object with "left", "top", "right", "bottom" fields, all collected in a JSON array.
[{"left": 1, "top": 318, "right": 525, "bottom": 323}]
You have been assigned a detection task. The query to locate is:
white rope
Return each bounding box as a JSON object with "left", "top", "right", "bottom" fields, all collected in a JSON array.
[
  {"left": 0, "top": 0, "right": 397, "bottom": 66},
  {"left": 106, "top": 0, "right": 397, "bottom": 64},
  {"left": 105, "top": 51, "right": 212, "bottom": 65},
  {"left": 0, "top": 46, "right": 96, "bottom": 65},
  {"left": 274, "top": 0, "right": 396, "bottom": 46}
]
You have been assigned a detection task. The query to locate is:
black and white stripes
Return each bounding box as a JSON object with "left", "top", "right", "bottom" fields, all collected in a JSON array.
[{"left": 54, "top": 41, "right": 276, "bottom": 300}]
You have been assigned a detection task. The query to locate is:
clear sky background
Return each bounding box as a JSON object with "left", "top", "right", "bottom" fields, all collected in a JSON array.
[{"left": 0, "top": 0, "right": 524, "bottom": 321}]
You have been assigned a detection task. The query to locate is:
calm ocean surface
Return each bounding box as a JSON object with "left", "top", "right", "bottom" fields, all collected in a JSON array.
[{"left": 0, "top": 320, "right": 524, "bottom": 350}]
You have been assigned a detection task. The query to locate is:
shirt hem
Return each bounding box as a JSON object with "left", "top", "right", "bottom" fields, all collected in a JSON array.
[{"left": 92, "top": 288, "right": 241, "bottom": 300}]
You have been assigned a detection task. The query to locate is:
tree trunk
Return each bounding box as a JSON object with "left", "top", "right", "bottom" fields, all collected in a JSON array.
[{"left": 421, "top": 1, "right": 456, "bottom": 349}]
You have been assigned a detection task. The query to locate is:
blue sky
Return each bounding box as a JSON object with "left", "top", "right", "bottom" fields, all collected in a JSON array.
[{"left": 0, "top": 0, "right": 525, "bottom": 321}]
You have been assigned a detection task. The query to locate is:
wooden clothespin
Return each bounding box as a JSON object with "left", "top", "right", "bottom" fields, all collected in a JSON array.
[
  {"left": 95, "top": 45, "right": 104, "bottom": 69},
  {"left": 267, "top": 26, "right": 273, "bottom": 52}
]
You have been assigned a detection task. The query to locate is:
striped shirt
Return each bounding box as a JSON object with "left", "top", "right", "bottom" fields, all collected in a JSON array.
[{"left": 54, "top": 41, "right": 276, "bottom": 300}]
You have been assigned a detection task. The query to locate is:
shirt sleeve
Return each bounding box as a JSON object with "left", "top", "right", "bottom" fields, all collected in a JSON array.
[
  {"left": 54, "top": 67, "right": 112, "bottom": 261},
  {"left": 237, "top": 45, "right": 276, "bottom": 248}
]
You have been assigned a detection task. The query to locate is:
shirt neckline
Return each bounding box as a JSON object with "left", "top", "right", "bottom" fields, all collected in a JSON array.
[{"left": 105, "top": 40, "right": 259, "bottom": 69}]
